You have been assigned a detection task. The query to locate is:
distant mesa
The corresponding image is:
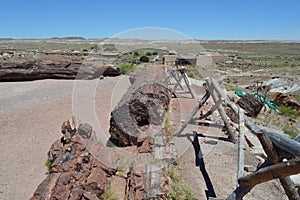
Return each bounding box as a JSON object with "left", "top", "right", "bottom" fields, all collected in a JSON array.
[{"left": 50, "top": 36, "right": 86, "bottom": 40}]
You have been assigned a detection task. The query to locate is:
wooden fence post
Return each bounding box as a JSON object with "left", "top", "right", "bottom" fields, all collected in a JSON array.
[
  {"left": 256, "top": 130, "right": 300, "bottom": 200},
  {"left": 174, "top": 89, "right": 210, "bottom": 136},
  {"left": 206, "top": 78, "right": 236, "bottom": 143},
  {"left": 237, "top": 108, "right": 245, "bottom": 186}
]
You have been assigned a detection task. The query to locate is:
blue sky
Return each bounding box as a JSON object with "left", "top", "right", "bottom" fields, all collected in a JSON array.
[{"left": 0, "top": 0, "right": 299, "bottom": 40}]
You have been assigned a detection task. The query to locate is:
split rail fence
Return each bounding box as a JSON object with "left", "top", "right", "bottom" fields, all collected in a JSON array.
[{"left": 169, "top": 74, "right": 300, "bottom": 200}]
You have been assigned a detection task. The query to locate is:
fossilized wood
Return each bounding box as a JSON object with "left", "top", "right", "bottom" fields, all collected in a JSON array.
[
  {"left": 0, "top": 60, "right": 120, "bottom": 81},
  {"left": 237, "top": 93, "right": 263, "bottom": 117},
  {"left": 109, "top": 65, "right": 170, "bottom": 146},
  {"left": 31, "top": 117, "right": 120, "bottom": 200}
]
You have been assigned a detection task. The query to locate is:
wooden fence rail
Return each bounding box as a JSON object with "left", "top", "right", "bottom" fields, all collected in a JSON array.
[{"left": 226, "top": 98, "right": 300, "bottom": 200}]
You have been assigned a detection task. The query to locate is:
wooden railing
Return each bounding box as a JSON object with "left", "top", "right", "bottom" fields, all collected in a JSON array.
[{"left": 170, "top": 76, "right": 300, "bottom": 199}]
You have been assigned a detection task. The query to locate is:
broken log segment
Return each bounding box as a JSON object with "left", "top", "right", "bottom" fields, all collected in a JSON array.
[
  {"left": 237, "top": 93, "right": 264, "bottom": 117},
  {"left": 0, "top": 60, "right": 120, "bottom": 81},
  {"left": 109, "top": 65, "right": 170, "bottom": 147},
  {"left": 238, "top": 157, "right": 300, "bottom": 187}
]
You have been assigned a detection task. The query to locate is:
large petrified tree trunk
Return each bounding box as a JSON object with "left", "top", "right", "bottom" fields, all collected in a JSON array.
[
  {"left": 109, "top": 65, "right": 170, "bottom": 147},
  {"left": 0, "top": 60, "right": 120, "bottom": 81}
]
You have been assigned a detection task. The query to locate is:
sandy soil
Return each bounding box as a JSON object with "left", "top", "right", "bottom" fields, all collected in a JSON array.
[{"left": 0, "top": 76, "right": 130, "bottom": 200}]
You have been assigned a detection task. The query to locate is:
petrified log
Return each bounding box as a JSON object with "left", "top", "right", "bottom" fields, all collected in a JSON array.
[
  {"left": 31, "top": 117, "right": 120, "bottom": 200},
  {"left": 271, "top": 92, "right": 300, "bottom": 114},
  {"left": 0, "top": 60, "right": 120, "bottom": 81},
  {"left": 109, "top": 65, "right": 170, "bottom": 147},
  {"left": 237, "top": 93, "right": 263, "bottom": 117}
]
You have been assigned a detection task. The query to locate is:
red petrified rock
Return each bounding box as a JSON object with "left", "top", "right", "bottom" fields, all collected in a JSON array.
[
  {"left": 125, "top": 163, "right": 168, "bottom": 200},
  {"left": 271, "top": 92, "right": 300, "bottom": 114},
  {"left": 31, "top": 117, "right": 120, "bottom": 200}
]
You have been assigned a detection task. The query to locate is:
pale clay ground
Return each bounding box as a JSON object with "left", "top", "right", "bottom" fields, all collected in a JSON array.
[{"left": 0, "top": 76, "right": 287, "bottom": 200}]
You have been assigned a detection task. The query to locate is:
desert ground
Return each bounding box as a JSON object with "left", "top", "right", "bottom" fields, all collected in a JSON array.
[{"left": 0, "top": 39, "right": 299, "bottom": 199}]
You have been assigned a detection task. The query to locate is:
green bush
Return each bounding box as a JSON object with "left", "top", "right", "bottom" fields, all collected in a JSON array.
[
  {"left": 186, "top": 71, "right": 195, "bottom": 79},
  {"left": 134, "top": 51, "right": 139, "bottom": 56},
  {"left": 139, "top": 56, "right": 149, "bottom": 63},
  {"left": 167, "top": 168, "right": 195, "bottom": 200},
  {"left": 145, "top": 52, "right": 152, "bottom": 56},
  {"left": 152, "top": 51, "right": 158, "bottom": 55},
  {"left": 103, "top": 185, "right": 120, "bottom": 200},
  {"left": 90, "top": 44, "right": 99, "bottom": 51},
  {"left": 103, "top": 44, "right": 117, "bottom": 52},
  {"left": 278, "top": 105, "right": 299, "bottom": 119},
  {"left": 45, "top": 160, "right": 52, "bottom": 172},
  {"left": 283, "top": 126, "right": 298, "bottom": 139},
  {"left": 119, "top": 63, "right": 134, "bottom": 74}
]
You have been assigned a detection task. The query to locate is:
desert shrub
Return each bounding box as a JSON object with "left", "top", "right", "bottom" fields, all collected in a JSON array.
[
  {"left": 278, "top": 105, "right": 299, "bottom": 119},
  {"left": 283, "top": 126, "right": 298, "bottom": 138},
  {"left": 103, "top": 185, "right": 120, "bottom": 200},
  {"left": 166, "top": 167, "right": 195, "bottom": 200},
  {"left": 103, "top": 44, "right": 117, "bottom": 52},
  {"left": 133, "top": 51, "right": 139, "bottom": 56},
  {"left": 145, "top": 52, "right": 152, "bottom": 56},
  {"left": 139, "top": 56, "right": 149, "bottom": 63},
  {"left": 90, "top": 44, "right": 99, "bottom": 51},
  {"left": 119, "top": 63, "right": 134, "bottom": 74},
  {"left": 186, "top": 71, "right": 195, "bottom": 79},
  {"left": 152, "top": 51, "right": 158, "bottom": 55},
  {"left": 45, "top": 160, "right": 52, "bottom": 172}
]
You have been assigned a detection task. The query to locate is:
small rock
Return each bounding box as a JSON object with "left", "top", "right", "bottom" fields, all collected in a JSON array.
[
  {"left": 244, "top": 165, "right": 256, "bottom": 172},
  {"left": 203, "top": 139, "right": 218, "bottom": 145}
]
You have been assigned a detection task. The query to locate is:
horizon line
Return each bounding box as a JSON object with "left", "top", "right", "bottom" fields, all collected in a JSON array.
[{"left": 0, "top": 37, "right": 300, "bottom": 42}]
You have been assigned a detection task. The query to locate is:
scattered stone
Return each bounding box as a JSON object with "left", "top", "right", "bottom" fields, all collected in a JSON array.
[
  {"left": 203, "top": 139, "right": 218, "bottom": 145},
  {"left": 263, "top": 78, "right": 300, "bottom": 93},
  {"left": 244, "top": 165, "right": 256, "bottom": 172},
  {"left": 226, "top": 107, "right": 238, "bottom": 123},
  {"left": 102, "top": 65, "right": 121, "bottom": 77}
]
